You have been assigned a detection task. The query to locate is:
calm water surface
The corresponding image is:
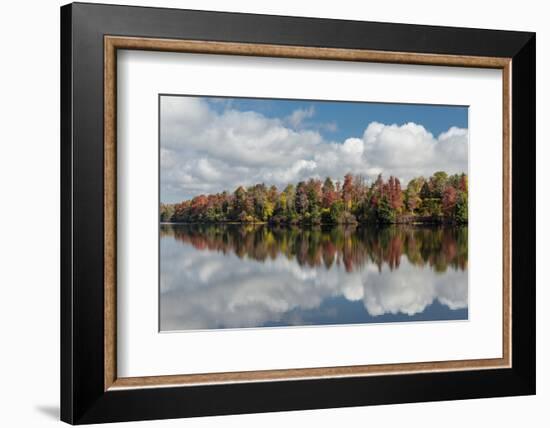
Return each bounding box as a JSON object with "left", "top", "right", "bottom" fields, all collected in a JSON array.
[{"left": 160, "top": 224, "right": 468, "bottom": 331}]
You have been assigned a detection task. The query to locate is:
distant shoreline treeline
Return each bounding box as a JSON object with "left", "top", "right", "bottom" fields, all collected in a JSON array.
[{"left": 160, "top": 171, "right": 468, "bottom": 225}]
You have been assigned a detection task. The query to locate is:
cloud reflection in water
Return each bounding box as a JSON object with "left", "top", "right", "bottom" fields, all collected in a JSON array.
[{"left": 160, "top": 224, "right": 468, "bottom": 331}]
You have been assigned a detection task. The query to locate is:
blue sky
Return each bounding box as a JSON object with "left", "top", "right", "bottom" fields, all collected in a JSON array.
[
  {"left": 160, "top": 95, "right": 468, "bottom": 203},
  {"left": 206, "top": 96, "right": 467, "bottom": 142}
]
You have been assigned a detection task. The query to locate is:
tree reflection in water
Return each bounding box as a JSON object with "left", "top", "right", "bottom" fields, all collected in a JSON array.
[
  {"left": 160, "top": 224, "right": 468, "bottom": 331},
  {"left": 161, "top": 224, "right": 467, "bottom": 274}
]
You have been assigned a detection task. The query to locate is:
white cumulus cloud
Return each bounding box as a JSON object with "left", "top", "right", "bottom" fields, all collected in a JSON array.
[
  {"left": 286, "top": 105, "right": 315, "bottom": 128},
  {"left": 161, "top": 97, "right": 468, "bottom": 202}
]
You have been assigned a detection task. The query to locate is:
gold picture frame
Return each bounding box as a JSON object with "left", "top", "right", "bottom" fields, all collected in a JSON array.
[{"left": 103, "top": 35, "right": 512, "bottom": 391}]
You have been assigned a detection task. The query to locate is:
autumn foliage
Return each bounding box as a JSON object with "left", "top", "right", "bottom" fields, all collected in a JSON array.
[
  {"left": 161, "top": 171, "right": 468, "bottom": 225},
  {"left": 162, "top": 224, "right": 468, "bottom": 274}
]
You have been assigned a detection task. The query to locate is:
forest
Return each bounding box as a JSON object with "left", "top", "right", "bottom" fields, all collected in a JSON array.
[{"left": 160, "top": 171, "right": 468, "bottom": 225}]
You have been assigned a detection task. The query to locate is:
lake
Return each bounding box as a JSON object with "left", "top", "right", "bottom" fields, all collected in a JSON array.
[{"left": 160, "top": 223, "right": 468, "bottom": 331}]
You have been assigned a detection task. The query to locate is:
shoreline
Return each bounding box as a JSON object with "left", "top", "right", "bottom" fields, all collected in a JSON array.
[{"left": 160, "top": 220, "right": 468, "bottom": 227}]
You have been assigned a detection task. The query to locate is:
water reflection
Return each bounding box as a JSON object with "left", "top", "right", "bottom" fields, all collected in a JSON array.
[{"left": 160, "top": 224, "right": 468, "bottom": 331}]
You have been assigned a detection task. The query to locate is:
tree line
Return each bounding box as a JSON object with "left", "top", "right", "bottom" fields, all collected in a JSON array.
[{"left": 160, "top": 171, "right": 468, "bottom": 225}]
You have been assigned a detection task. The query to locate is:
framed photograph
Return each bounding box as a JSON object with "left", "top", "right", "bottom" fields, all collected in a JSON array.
[{"left": 61, "top": 2, "right": 535, "bottom": 424}]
